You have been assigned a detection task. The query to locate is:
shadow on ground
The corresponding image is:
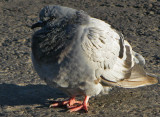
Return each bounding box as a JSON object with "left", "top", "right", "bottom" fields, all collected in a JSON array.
[{"left": 0, "top": 83, "right": 67, "bottom": 106}]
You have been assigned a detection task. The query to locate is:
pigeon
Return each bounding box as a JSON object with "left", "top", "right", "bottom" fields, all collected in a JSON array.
[{"left": 31, "top": 5, "right": 158, "bottom": 112}]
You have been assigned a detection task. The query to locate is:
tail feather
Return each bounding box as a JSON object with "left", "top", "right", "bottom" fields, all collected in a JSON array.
[{"left": 101, "top": 64, "right": 158, "bottom": 88}]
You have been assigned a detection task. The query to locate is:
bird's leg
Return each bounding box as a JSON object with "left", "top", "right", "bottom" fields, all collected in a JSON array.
[
  {"left": 69, "top": 96, "right": 90, "bottom": 112},
  {"left": 49, "top": 96, "right": 82, "bottom": 108}
]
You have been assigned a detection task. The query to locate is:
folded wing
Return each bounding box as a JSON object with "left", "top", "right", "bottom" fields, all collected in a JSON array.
[{"left": 81, "top": 18, "right": 158, "bottom": 88}]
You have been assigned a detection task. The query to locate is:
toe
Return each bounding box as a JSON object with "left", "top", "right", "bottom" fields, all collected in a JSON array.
[
  {"left": 69, "top": 105, "right": 83, "bottom": 112},
  {"left": 49, "top": 100, "right": 69, "bottom": 108}
]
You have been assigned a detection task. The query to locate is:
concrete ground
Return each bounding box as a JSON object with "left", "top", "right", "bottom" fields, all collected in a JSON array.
[{"left": 0, "top": 0, "right": 160, "bottom": 116}]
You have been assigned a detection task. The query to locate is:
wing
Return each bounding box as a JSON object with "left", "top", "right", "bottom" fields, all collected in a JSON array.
[
  {"left": 81, "top": 18, "right": 158, "bottom": 87},
  {"left": 81, "top": 18, "right": 127, "bottom": 82}
]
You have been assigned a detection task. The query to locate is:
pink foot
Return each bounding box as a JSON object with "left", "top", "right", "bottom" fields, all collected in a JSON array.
[
  {"left": 69, "top": 96, "right": 90, "bottom": 112},
  {"left": 49, "top": 97, "right": 82, "bottom": 108}
]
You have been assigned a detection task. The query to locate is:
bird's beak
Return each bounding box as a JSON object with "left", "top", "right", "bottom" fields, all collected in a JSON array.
[{"left": 31, "top": 21, "right": 44, "bottom": 29}]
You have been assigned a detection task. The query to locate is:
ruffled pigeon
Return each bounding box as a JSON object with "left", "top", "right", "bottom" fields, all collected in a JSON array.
[{"left": 31, "top": 5, "right": 158, "bottom": 112}]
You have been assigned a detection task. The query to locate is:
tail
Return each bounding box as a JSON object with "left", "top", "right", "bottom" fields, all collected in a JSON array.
[{"left": 101, "top": 64, "right": 158, "bottom": 88}]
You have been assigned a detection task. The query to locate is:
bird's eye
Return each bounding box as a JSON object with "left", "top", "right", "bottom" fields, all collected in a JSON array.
[
  {"left": 44, "top": 9, "right": 49, "bottom": 15},
  {"left": 47, "top": 16, "right": 56, "bottom": 22},
  {"left": 50, "top": 16, "right": 56, "bottom": 20}
]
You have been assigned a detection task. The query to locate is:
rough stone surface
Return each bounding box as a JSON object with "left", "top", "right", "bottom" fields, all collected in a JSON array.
[{"left": 0, "top": 0, "right": 159, "bottom": 116}]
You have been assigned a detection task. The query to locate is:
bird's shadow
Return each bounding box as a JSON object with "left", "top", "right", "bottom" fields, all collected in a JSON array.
[{"left": 0, "top": 83, "right": 67, "bottom": 107}]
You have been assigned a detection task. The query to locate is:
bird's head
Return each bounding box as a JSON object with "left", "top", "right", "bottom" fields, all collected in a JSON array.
[{"left": 31, "top": 5, "right": 76, "bottom": 29}]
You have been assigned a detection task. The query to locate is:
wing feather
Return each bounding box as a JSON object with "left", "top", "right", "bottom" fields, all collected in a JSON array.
[
  {"left": 81, "top": 18, "right": 123, "bottom": 81},
  {"left": 81, "top": 17, "right": 158, "bottom": 87}
]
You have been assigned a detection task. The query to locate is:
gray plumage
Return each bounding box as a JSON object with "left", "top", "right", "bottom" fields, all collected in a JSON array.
[{"left": 31, "top": 5, "right": 158, "bottom": 98}]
